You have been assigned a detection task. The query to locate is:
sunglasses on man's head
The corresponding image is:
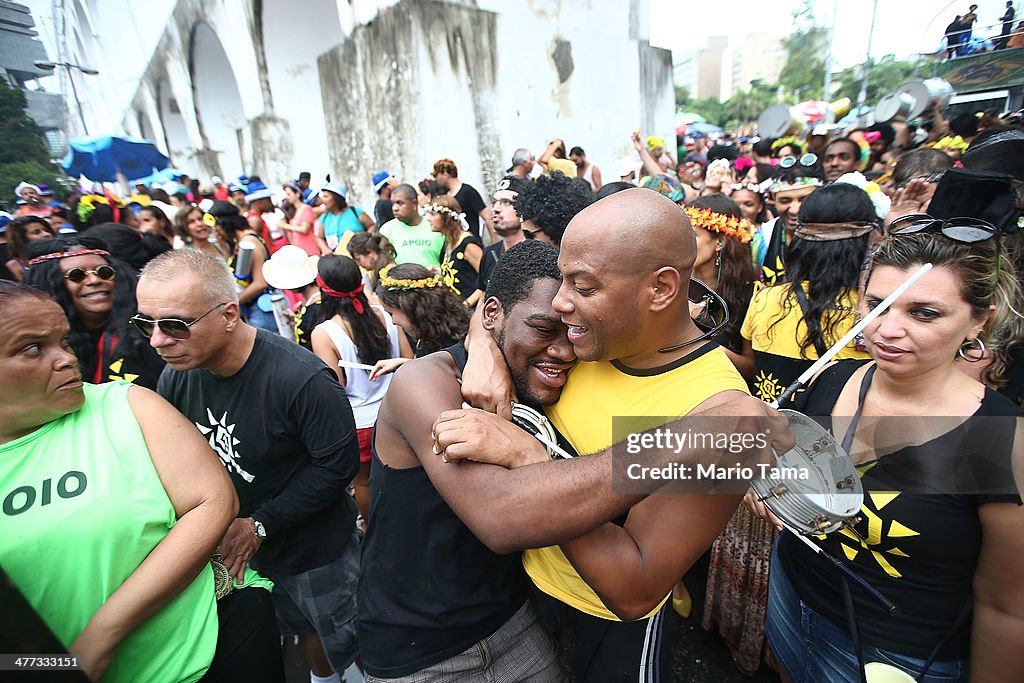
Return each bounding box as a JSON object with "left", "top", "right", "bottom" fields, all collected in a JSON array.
[
  {"left": 63, "top": 265, "right": 116, "bottom": 283},
  {"left": 888, "top": 214, "right": 998, "bottom": 243},
  {"left": 523, "top": 227, "right": 543, "bottom": 239},
  {"left": 779, "top": 153, "right": 818, "bottom": 169},
  {"left": 128, "top": 302, "right": 228, "bottom": 340}
]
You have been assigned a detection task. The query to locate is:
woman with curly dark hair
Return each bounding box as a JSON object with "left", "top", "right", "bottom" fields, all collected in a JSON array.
[
  {"left": 513, "top": 172, "right": 593, "bottom": 247},
  {"left": 22, "top": 235, "right": 165, "bottom": 389},
  {"left": 5, "top": 215, "right": 55, "bottom": 281},
  {"left": 376, "top": 263, "right": 471, "bottom": 358}
]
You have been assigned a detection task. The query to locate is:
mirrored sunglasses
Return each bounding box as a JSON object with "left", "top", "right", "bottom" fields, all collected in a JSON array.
[
  {"left": 779, "top": 153, "right": 819, "bottom": 169},
  {"left": 888, "top": 214, "right": 998, "bottom": 243},
  {"left": 63, "top": 265, "right": 116, "bottom": 283},
  {"left": 128, "top": 302, "right": 227, "bottom": 340},
  {"left": 688, "top": 277, "right": 730, "bottom": 334}
]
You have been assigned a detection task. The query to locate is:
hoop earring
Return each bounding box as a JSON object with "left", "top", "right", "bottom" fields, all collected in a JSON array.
[{"left": 957, "top": 337, "right": 986, "bottom": 361}]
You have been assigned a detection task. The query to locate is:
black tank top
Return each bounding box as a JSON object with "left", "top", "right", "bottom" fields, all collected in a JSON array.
[{"left": 356, "top": 344, "right": 528, "bottom": 678}]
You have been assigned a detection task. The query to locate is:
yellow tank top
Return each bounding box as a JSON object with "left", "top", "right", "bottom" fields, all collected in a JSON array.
[{"left": 525, "top": 343, "right": 749, "bottom": 620}]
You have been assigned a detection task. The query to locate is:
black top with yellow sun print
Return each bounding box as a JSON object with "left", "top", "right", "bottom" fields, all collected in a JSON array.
[{"left": 777, "top": 359, "right": 1023, "bottom": 661}]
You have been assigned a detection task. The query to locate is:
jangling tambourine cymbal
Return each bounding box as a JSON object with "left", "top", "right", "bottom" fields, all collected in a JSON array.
[
  {"left": 750, "top": 409, "right": 862, "bottom": 535},
  {"left": 510, "top": 403, "right": 574, "bottom": 460}
]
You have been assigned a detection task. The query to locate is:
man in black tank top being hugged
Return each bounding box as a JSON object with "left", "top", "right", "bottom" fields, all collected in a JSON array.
[{"left": 359, "top": 240, "right": 575, "bottom": 680}]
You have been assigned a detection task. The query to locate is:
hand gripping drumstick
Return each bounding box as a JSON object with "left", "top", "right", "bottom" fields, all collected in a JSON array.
[{"left": 770, "top": 262, "right": 933, "bottom": 409}]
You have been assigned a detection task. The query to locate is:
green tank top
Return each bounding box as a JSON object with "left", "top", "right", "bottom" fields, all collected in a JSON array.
[{"left": 0, "top": 381, "right": 217, "bottom": 683}]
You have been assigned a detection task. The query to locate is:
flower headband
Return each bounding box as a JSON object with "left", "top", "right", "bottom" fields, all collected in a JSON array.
[
  {"left": 769, "top": 177, "right": 823, "bottom": 194},
  {"left": 771, "top": 136, "right": 803, "bottom": 154},
  {"left": 379, "top": 272, "right": 443, "bottom": 291},
  {"left": 424, "top": 203, "right": 465, "bottom": 221},
  {"left": 683, "top": 207, "right": 754, "bottom": 244},
  {"left": 28, "top": 248, "right": 111, "bottom": 266}
]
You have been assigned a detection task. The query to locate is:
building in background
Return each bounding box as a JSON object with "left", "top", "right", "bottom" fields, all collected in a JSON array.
[
  {"left": 672, "top": 33, "right": 786, "bottom": 103},
  {"left": 732, "top": 33, "right": 786, "bottom": 94},
  {"left": 0, "top": 0, "right": 64, "bottom": 155},
  {"left": 696, "top": 36, "right": 731, "bottom": 101},
  {"left": 41, "top": 0, "right": 673, "bottom": 210}
]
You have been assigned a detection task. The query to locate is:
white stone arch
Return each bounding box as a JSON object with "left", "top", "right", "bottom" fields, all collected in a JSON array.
[
  {"left": 261, "top": 0, "right": 342, "bottom": 181},
  {"left": 157, "top": 78, "right": 192, "bottom": 170},
  {"left": 189, "top": 21, "right": 248, "bottom": 179}
]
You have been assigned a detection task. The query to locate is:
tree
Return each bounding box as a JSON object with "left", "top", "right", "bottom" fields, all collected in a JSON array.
[
  {"left": 674, "top": 85, "right": 691, "bottom": 110},
  {"left": 0, "top": 82, "right": 62, "bottom": 207},
  {"left": 835, "top": 55, "right": 922, "bottom": 106},
  {"left": 683, "top": 97, "right": 729, "bottom": 127},
  {"left": 779, "top": 0, "right": 828, "bottom": 101},
  {"left": 725, "top": 81, "right": 779, "bottom": 127}
]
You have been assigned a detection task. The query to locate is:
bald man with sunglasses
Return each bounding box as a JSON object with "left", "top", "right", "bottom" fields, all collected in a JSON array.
[{"left": 137, "top": 248, "right": 363, "bottom": 680}]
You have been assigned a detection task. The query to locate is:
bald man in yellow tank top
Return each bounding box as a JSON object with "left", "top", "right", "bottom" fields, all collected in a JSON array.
[{"left": 436, "top": 188, "right": 786, "bottom": 682}]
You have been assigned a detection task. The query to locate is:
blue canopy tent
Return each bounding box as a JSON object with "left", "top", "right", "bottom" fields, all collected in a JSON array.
[{"left": 61, "top": 135, "right": 170, "bottom": 184}]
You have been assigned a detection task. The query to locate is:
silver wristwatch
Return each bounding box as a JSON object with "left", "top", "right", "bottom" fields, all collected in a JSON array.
[{"left": 253, "top": 519, "right": 267, "bottom": 539}]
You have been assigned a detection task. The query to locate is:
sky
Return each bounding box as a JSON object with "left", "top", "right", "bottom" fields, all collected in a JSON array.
[{"left": 648, "top": 0, "right": 1014, "bottom": 69}]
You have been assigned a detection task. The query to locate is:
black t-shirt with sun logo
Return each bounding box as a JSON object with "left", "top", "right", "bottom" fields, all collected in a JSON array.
[
  {"left": 157, "top": 328, "right": 360, "bottom": 575},
  {"left": 741, "top": 282, "right": 869, "bottom": 404},
  {"left": 777, "top": 359, "right": 1023, "bottom": 661}
]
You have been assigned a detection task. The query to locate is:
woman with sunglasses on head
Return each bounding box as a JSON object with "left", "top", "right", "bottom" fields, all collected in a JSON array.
[
  {"left": 310, "top": 255, "right": 413, "bottom": 523},
  {"left": 173, "top": 205, "right": 228, "bottom": 261},
  {"left": 748, "top": 228, "right": 1024, "bottom": 682},
  {"left": 752, "top": 161, "right": 825, "bottom": 285},
  {"left": 426, "top": 195, "right": 484, "bottom": 306},
  {"left": 5, "top": 215, "right": 56, "bottom": 281},
  {"left": 0, "top": 280, "right": 285, "bottom": 683},
  {"left": 23, "top": 236, "right": 165, "bottom": 390}
]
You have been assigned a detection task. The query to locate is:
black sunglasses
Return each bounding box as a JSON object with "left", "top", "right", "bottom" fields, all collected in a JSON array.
[
  {"left": 523, "top": 227, "right": 543, "bottom": 240},
  {"left": 129, "top": 302, "right": 228, "bottom": 340},
  {"left": 780, "top": 153, "right": 818, "bottom": 169},
  {"left": 64, "top": 265, "right": 116, "bottom": 283},
  {"left": 659, "top": 278, "right": 731, "bottom": 353},
  {"left": 888, "top": 214, "right": 998, "bottom": 243}
]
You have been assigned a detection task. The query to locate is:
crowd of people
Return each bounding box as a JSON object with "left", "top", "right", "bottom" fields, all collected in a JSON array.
[
  {"left": 1, "top": 98, "right": 1023, "bottom": 683},
  {"left": 944, "top": 1, "right": 1023, "bottom": 57}
]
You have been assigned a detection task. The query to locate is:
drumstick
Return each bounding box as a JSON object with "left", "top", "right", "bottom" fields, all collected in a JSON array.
[
  {"left": 529, "top": 432, "right": 575, "bottom": 460},
  {"left": 771, "top": 262, "right": 933, "bottom": 408},
  {"left": 338, "top": 359, "right": 379, "bottom": 371},
  {"left": 784, "top": 525, "right": 898, "bottom": 615}
]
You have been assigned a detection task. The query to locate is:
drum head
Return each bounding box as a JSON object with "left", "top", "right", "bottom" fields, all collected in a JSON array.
[
  {"left": 874, "top": 93, "right": 914, "bottom": 123},
  {"left": 750, "top": 409, "right": 863, "bottom": 534},
  {"left": 510, "top": 403, "right": 568, "bottom": 460},
  {"left": 758, "top": 104, "right": 798, "bottom": 139},
  {"left": 896, "top": 79, "right": 952, "bottom": 120}
]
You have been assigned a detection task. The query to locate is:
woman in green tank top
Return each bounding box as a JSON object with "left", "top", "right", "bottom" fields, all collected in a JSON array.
[{"left": 0, "top": 282, "right": 282, "bottom": 682}]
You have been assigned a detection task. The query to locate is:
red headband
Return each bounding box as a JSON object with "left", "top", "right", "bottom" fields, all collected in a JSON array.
[
  {"left": 316, "top": 274, "right": 365, "bottom": 315},
  {"left": 27, "top": 248, "right": 111, "bottom": 266}
]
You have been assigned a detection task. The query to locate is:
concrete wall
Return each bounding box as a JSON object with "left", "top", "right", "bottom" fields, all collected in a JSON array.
[{"left": 56, "top": 0, "right": 673, "bottom": 201}]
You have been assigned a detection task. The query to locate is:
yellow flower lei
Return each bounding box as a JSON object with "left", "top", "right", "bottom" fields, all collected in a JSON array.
[
  {"left": 770, "top": 135, "right": 804, "bottom": 154},
  {"left": 683, "top": 207, "right": 754, "bottom": 244},
  {"left": 379, "top": 272, "right": 443, "bottom": 291}
]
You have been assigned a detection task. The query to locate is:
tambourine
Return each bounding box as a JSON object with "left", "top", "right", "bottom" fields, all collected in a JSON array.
[
  {"left": 750, "top": 409, "right": 862, "bottom": 535},
  {"left": 510, "top": 403, "right": 574, "bottom": 460}
]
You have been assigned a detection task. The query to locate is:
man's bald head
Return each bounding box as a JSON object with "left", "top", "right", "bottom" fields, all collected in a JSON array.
[
  {"left": 561, "top": 187, "right": 696, "bottom": 277},
  {"left": 553, "top": 188, "right": 701, "bottom": 365}
]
